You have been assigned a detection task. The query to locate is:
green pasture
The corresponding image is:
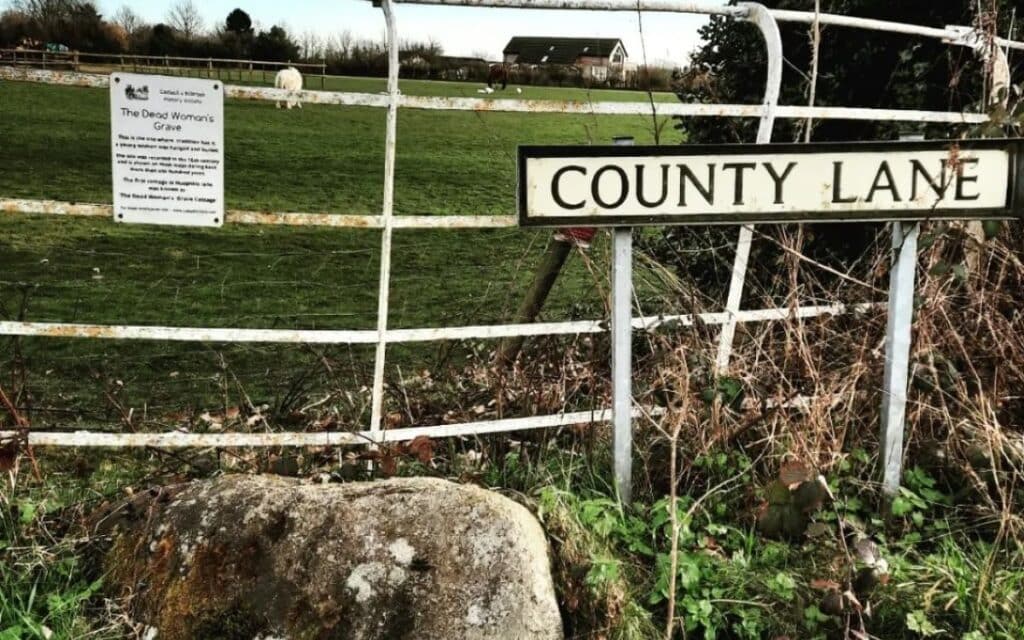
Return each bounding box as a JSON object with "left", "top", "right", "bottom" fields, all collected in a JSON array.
[{"left": 0, "top": 78, "right": 684, "bottom": 423}]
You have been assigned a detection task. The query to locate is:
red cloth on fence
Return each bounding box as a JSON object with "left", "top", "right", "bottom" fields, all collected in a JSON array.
[{"left": 554, "top": 227, "right": 596, "bottom": 249}]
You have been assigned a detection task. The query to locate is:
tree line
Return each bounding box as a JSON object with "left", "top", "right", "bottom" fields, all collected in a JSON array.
[
  {"left": 0, "top": 0, "right": 675, "bottom": 89},
  {"left": 0, "top": 1, "right": 303, "bottom": 61}
]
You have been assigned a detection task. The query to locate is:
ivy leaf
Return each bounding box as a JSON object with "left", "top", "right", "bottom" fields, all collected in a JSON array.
[
  {"left": 891, "top": 496, "right": 914, "bottom": 516},
  {"left": 906, "top": 610, "right": 943, "bottom": 636}
]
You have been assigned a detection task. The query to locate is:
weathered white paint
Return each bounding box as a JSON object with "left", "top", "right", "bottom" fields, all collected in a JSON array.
[
  {"left": 0, "top": 66, "right": 993, "bottom": 124},
  {"left": 0, "top": 407, "right": 662, "bottom": 447},
  {"left": 370, "top": 0, "right": 401, "bottom": 443},
  {"left": 0, "top": 198, "right": 517, "bottom": 228},
  {"left": 715, "top": 3, "right": 783, "bottom": 373},
  {"left": 880, "top": 222, "right": 919, "bottom": 494},
  {"left": 612, "top": 227, "right": 633, "bottom": 502},
  {"left": 0, "top": 302, "right": 882, "bottom": 345},
  {"left": 391, "top": 0, "right": 1024, "bottom": 52}
]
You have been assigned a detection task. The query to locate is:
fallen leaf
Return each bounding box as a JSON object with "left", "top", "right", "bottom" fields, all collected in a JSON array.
[
  {"left": 406, "top": 436, "right": 434, "bottom": 464},
  {"left": 810, "top": 578, "right": 842, "bottom": 591},
  {"left": 379, "top": 452, "right": 398, "bottom": 477}
]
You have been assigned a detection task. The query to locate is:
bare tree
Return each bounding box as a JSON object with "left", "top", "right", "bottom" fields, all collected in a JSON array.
[
  {"left": 299, "top": 30, "right": 322, "bottom": 60},
  {"left": 335, "top": 30, "right": 353, "bottom": 58},
  {"left": 166, "top": 0, "right": 202, "bottom": 39},
  {"left": 10, "top": 0, "right": 73, "bottom": 41},
  {"left": 112, "top": 5, "right": 142, "bottom": 36}
]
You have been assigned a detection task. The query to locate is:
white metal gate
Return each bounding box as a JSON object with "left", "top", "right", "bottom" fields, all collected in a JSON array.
[{"left": 1, "top": 0, "right": 1019, "bottom": 493}]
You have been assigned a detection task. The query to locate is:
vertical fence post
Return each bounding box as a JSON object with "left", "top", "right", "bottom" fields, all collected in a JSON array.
[
  {"left": 369, "top": 0, "right": 400, "bottom": 445},
  {"left": 611, "top": 136, "right": 635, "bottom": 504},
  {"left": 716, "top": 3, "right": 783, "bottom": 371},
  {"left": 880, "top": 221, "right": 919, "bottom": 495}
]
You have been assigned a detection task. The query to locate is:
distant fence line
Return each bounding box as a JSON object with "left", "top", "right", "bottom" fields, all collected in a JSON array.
[
  {"left": 0, "top": 48, "right": 328, "bottom": 88},
  {"left": 0, "top": 46, "right": 673, "bottom": 91}
]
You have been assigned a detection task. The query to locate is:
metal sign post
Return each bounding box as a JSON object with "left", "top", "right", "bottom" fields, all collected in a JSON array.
[
  {"left": 880, "top": 221, "right": 919, "bottom": 494},
  {"left": 611, "top": 226, "right": 633, "bottom": 503},
  {"left": 610, "top": 137, "right": 635, "bottom": 504}
]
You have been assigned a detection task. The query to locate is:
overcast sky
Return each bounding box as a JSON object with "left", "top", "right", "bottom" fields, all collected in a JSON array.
[{"left": 87, "top": 0, "right": 722, "bottom": 66}]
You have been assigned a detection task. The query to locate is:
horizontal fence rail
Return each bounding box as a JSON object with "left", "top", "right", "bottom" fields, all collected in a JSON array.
[
  {"left": 0, "top": 303, "right": 881, "bottom": 345},
  {"left": 0, "top": 408, "right": 631, "bottom": 447},
  {"left": 393, "top": 0, "right": 1024, "bottom": 51},
  {"left": 0, "top": 66, "right": 992, "bottom": 124},
  {"left": 0, "top": 48, "right": 326, "bottom": 70},
  {"left": 1, "top": 198, "right": 516, "bottom": 229}
]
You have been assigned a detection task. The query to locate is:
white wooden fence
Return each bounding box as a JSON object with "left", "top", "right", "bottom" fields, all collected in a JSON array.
[{"left": 0, "top": 0, "right": 1018, "bottom": 455}]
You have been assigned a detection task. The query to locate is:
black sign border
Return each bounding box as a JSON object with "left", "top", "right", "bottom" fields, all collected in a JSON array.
[{"left": 517, "top": 138, "right": 1024, "bottom": 227}]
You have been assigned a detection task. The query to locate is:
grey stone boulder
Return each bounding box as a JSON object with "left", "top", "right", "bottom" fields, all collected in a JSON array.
[{"left": 92, "top": 475, "right": 563, "bottom": 640}]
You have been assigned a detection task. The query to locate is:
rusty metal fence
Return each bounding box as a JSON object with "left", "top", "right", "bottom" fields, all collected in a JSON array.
[{"left": 0, "top": 0, "right": 1019, "bottom": 451}]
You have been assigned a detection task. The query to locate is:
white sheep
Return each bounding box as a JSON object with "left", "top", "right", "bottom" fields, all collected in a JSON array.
[{"left": 274, "top": 67, "right": 303, "bottom": 109}]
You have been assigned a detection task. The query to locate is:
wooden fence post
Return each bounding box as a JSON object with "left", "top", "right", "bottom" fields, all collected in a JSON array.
[{"left": 495, "top": 238, "right": 574, "bottom": 366}]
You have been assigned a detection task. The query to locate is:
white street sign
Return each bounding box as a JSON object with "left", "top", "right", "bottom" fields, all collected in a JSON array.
[
  {"left": 110, "top": 73, "right": 224, "bottom": 227},
  {"left": 518, "top": 140, "right": 1022, "bottom": 226}
]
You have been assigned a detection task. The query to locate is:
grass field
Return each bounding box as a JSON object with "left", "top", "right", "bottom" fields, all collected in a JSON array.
[{"left": 0, "top": 76, "right": 682, "bottom": 423}]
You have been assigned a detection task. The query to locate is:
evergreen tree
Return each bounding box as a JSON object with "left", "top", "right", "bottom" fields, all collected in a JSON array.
[
  {"left": 224, "top": 8, "right": 251, "bottom": 35},
  {"left": 677, "top": 0, "right": 1017, "bottom": 144},
  {"left": 253, "top": 25, "right": 299, "bottom": 62}
]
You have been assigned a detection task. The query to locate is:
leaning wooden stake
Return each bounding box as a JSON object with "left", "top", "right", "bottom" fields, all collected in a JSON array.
[{"left": 495, "top": 237, "right": 574, "bottom": 366}]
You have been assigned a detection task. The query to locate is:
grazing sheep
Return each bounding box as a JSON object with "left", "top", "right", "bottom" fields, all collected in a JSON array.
[{"left": 274, "top": 67, "right": 303, "bottom": 109}]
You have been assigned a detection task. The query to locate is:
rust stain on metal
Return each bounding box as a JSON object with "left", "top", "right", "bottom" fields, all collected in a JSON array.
[
  {"left": 0, "top": 199, "right": 110, "bottom": 217},
  {"left": 224, "top": 209, "right": 381, "bottom": 228},
  {"left": 39, "top": 325, "right": 112, "bottom": 339}
]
